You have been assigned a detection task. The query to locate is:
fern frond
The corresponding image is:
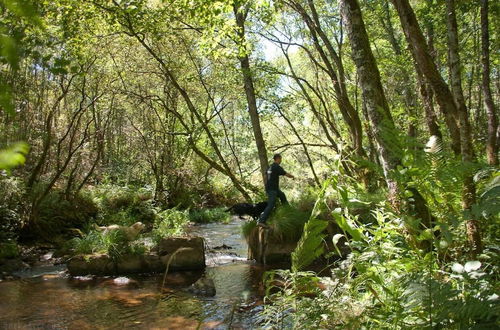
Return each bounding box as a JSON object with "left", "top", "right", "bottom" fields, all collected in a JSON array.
[{"left": 291, "top": 217, "right": 328, "bottom": 272}]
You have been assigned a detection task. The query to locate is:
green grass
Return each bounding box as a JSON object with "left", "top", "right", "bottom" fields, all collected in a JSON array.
[
  {"left": 242, "top": 219, "right": 258, "bottom": 238},
  {"left": 188, "top": 207, "right": 230, "bottom": 224},
  {"left": 70, "top": 229, "right": 148, "bottom": 261},
  {"left": 242, "top": 205, "right": 311, "bottom": 243}
]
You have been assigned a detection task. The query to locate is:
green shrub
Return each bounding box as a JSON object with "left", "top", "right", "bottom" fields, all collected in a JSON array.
[
  {"left": 70, "top": 228, "right": 146, "bottom": 259},
  {"left": 188, "top": 207, "right": 229, "bottom": 224},
  {"left": 151, "top": 208, "right": 189, "bottom": 243},
  {"left": 90, "top": 185, "right": 157, "bottom": 226},
  {"left": 261, "top": 205, "right": 500, "bottom": 328},
  {"left": 30, "top": 189, "right": 99, "bottom": 241},
  {"left": 268, "top": 206, "right": 311, "bottom": 243}
]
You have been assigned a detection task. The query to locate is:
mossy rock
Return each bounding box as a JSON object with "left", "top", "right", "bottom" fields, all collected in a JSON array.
[
  {"left": 158, "top": 237, "right": 205, "bottom": 271},
  {"left": 68, "top": 254, "right": 115, "bottom": 276},
  {"left": 67, "top": 236, "right": 206, "bottom": 275}
]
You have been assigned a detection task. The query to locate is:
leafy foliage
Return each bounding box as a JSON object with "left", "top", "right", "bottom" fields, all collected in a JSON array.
[
  {"left": 70, "top": 228, "right": 146, "bottom": 259},
  {"left": 263, "top": 206, "right": 499, "bottom": 328},
  {"left": 151, "top": 207, "right": 189, "bottom": 244},
  {"left": 291, "top": 217, "right": 327, "bottom": 272}
]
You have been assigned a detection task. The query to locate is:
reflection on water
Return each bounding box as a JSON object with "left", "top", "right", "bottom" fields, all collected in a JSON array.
[{"left": 0, "top": 220, "right": 268, "bottom": 329}]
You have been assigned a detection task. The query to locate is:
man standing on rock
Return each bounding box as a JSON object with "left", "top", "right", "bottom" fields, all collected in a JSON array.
[{"left": 257, "top": 153, "right": 295, "bottom": 228}]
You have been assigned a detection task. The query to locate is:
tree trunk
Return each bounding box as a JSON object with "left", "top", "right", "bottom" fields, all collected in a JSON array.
[
  {"left": 391, "top": 0, "right": 481, "bottom": 254},
  {"left": 391, "top": 0, "right": 462, "bottom": 155},
  {"left": 481, "top": 0, "right": 498, "bottom": 165},
  {"left": 339, "top": 0, "right": 401, "bottom": 209},
  {"left": 445, "top": 0, "right": 481, "bottom": 255},
  {"left": 380, "top": 0, "right": 417, "bottom": 139},
  {"left": 419, "top": 21, "right": 443, "bottom": 138},
  {"left": 416, "top": 64, "right": 442, "bottom": 138},
  {"left": 234, "top": 6, "right": 269, "bottom": 186},
  {"left": 274, "top": 101, "right": 320, "bottom": 186}
]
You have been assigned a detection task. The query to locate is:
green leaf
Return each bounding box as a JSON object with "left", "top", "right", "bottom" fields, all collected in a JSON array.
[
  {"left": 332, "top": 211, "right": 365, "bottom": 242},
  {"left": 0, "top": 142, "right": 30, "bottom": 171},
  {"left": 291, "top": 217, "right": 328, "bottom": 272}
]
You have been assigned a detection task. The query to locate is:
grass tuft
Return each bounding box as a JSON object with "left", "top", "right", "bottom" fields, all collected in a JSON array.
[
  {"left": 188, "top": 207, "right": 230, "bottom": 224},
  {"left": 242, "top": 205, "right": 311, "bottom": 243}
]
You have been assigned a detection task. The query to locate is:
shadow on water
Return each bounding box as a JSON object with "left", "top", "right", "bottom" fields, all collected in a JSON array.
[{"left": 0, "top": 219, "right": 277, "bottom": 329}]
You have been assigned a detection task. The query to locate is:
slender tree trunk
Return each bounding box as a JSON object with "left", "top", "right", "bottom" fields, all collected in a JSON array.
[
  {"left": 416, "top": 64, "right": 442, "bottom": 138},
  {"left": 339, "top": 0, "right": 401, "bottom": 209},
  {"left": 341, "top": 0, "right": 438, "bottom": 248},
  {"left": 380, "top": 0, "right": 417, "bottom": 139},
  {"left": 481, "top": 0, "right": 498, "bottom": 165},
  {"left": 286, "top": 0, "right": 366, "bottom": 160},
  {"left": 234, "top": 6, "right": 269, "bottom": 186},
  {"left": 420, "top": 21, "right": 443, "bottom": 138},
  {"left": 391, "top": 0, "right": 462, "bottom": 155},
  {"left": 391, "top": 0, "right": 481, "bottom": 254},
  {"left": 446, "top": 0, "right": 481, "bottom": 255},
  {"left": 274, "top": 101, "right": 320, "bottom": 186}
]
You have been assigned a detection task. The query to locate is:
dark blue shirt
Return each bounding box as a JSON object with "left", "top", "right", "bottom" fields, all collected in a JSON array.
[{"left": 265, "top": 162, "right": 287, "bottom": 191}]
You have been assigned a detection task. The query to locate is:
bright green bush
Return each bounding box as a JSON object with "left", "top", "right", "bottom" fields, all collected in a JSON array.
[
  {"left": 90, "top": 185, "right": 156, "bottom": 226},
  {"left": 268, "top": 206, "right": 311, "bottom": 243}
]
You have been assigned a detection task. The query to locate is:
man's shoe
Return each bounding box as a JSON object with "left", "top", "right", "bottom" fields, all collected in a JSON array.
[{"left": 257, "top": 222, "right": 270, "bottom": 229}]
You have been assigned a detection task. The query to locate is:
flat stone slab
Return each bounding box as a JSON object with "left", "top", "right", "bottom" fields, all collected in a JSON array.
[
  {"left": 158, "top": 236, "right": 205, "bottom": 271},
  {"left": 68, "top": 236, "right": 206, "bottom": 276}
]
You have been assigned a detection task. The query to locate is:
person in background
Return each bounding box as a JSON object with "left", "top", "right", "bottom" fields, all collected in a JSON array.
[{"left": 257, "top": 153, "right": 295, "bottom": 228}]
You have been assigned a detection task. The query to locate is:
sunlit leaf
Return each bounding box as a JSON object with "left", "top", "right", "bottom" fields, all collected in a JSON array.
[
  {"left": 0, "top": 142, "right": 30, "bottom": 171},
  {"left": 451, "top": 263, "right": 464, "bottom": 273},
  {"left": 464, "top": 260, "right": 481, "bottom": 272}
]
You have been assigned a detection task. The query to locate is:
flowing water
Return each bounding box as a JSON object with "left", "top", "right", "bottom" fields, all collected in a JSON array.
[{"left": 0, "top": 220, "right": 271, "bottom": 329}]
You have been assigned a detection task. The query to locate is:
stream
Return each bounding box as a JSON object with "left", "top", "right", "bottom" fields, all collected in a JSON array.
[{"left": 0, "top": 220, "right": 270, "bottom": 329}]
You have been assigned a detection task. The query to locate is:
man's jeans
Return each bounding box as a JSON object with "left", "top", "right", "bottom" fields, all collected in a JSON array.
[{"left": 258, "top": 189, "right": 288, "bottom": 224}]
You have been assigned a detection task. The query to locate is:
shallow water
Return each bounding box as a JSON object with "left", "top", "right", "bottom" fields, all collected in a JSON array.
[{"left": 0, "top": 219, "right": 269, "bottom": 329}]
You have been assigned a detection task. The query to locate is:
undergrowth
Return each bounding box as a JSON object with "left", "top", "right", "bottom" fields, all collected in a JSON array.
[
  {"left": 188, "top": 207, "right": 229, "bottom": 224},
  {"left": 260, "top": 154, "right": 500, "bottom": 328},
  {"left": 151, "top": 208, "right": 190, "bottom": 244},
  {"left": 70, "top": 229, "right": 146, "bottom": 259}
]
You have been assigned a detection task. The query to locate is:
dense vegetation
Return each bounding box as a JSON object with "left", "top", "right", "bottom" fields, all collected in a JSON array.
[{"left": 1, "top": 0, "right": 498, "bottom": 327}]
